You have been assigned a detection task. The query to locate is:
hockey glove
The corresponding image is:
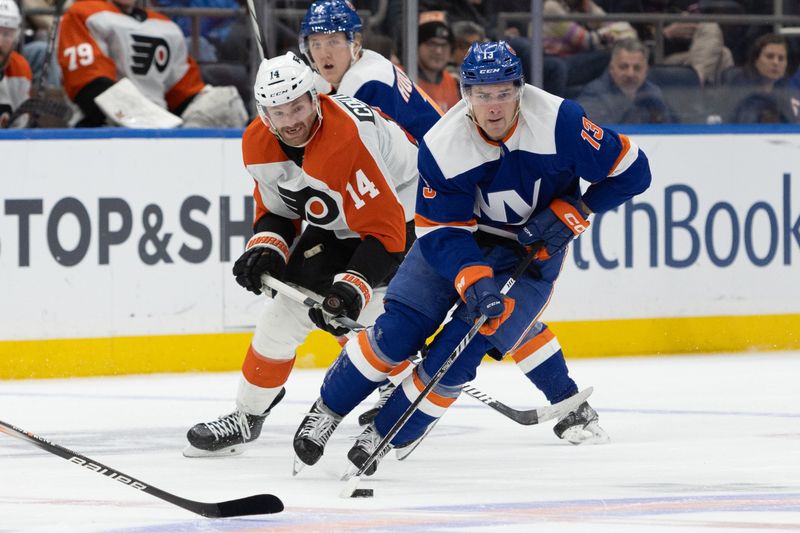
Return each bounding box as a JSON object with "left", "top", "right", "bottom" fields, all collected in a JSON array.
[
  {"left": 232, "top": 232, "right": 289, "bottom": 295},
  {"left": 309, "top": 271, "right": 372, "bottom": 336},
  {"left": 456, "top": 265, "right": 515, "bottom": 336},
  {"left": 518, "top": 195, "right": 590, "bottom": 260}
]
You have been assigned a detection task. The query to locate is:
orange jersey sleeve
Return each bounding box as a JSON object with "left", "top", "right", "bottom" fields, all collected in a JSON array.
[
  {"left": 6, "top": 52, "right": 33, "bottom": 82},
  {"left": 58, "top": 0, "right": 119, "bottom": 99}
]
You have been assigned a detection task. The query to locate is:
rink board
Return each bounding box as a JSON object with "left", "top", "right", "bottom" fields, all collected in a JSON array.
[{"left": 1, "top": 126, "right": 799, "bottom": 378}]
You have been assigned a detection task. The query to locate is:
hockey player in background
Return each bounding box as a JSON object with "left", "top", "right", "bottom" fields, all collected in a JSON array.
[
  {"left": 183, "top": 52, "right": 419, "bottom": 457},
  {"left": 0, "top": 0, "right": 32, "bottom": 127},
  {"left": 298, "top": 1, "right": 617, "bottom": 448},
  {"left": 298, "top": 0, "right": 442, "bottom": 142},
  {"left": 293, "top": 41, "right": 652, "bottom": 476},
  {"left": 57, "top": 0, "right": 246, "bottom": 127}
]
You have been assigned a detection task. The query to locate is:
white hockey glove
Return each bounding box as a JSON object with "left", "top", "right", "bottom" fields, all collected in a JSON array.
[
  {"left": 94, "top": 78, "right": 183, "bottom": 128},
  {"left": 181, "top": 85, "right": 248, "bottom": 128}
]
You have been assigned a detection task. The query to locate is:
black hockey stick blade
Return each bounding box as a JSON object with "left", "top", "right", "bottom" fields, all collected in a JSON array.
[
  {"left": 0, "top": 420, "right": 283, "bottom": 517},
  {"left": 462, "top": 386, "right": 594, "bottom": 425}
]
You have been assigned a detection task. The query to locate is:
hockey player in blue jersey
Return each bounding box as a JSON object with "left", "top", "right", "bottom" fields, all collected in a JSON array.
[
  {"left": 298, "top": 0, "right": 442, "bottom": 141},
  {"left": 296, "top": 0, "right": 620, "bottom": 449},
  {"left": 292, "top": 41, "right": 652, "bottom": 476}
]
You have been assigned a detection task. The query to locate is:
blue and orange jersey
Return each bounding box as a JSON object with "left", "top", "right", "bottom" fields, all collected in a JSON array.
[
  {"left": 415, "top": 84, "right": 652, "bottom": 283},
  {"left": 338, "top": 49, "right": 443, "bottom": 142}
]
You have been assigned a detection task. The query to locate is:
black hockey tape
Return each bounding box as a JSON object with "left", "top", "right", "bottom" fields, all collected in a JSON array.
[{"left": 351, "top": 488, "right": 374, "bottom": 498}]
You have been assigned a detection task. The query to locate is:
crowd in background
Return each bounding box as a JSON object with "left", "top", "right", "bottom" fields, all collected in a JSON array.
[{"left": 2, "top": 0, "right": 800, "bottom": 127}]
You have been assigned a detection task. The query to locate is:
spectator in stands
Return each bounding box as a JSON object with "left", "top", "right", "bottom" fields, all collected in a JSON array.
[
  {"left": 450, "top": 20, "right": 485, "bottom": 71},
  {"left": 0, "top": 0, "right": 32, "bottom": 127},
  {"left": 416, "top": 17, "right": 460, "bottom": 112},
  {"left": 58, "top": 0, "right": 247, "bottom": 127},
  {"left": 363, "top": 33, "right": 401, "bottom": 67},
  {"left": 543, "top": 0, "right": 637, "bottom": 90},
  {"left": 578, "top": 38, "right": 676, "bottom": 124},
  {"left": 629, "top": 0, "right": 734, "bottom": 86},
  {"left": 724, "top": 33, "right": 796, "bottom": 123},
  {"left": 20, "top": 0, "right": 73, "bottom": 90}
]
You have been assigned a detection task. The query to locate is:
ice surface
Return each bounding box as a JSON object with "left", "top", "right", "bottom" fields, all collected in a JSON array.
[{"left": 1, "top": 352, "right": 799, "bottom": 532}]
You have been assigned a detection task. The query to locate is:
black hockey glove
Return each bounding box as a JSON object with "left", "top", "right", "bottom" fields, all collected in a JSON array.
[
  {"left": 309, "top": 271, "right": 371, "bottom": 336},
  {"left": 232, "top": 232, "right": 289, "bottom": 295},
  {"left": 518, "top": 193, "right": 590, "bottom": 260}
]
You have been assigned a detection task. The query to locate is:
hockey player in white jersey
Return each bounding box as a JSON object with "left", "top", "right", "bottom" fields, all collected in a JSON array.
[
  {"left": 183, "top": 52, "right": 419, "bottom": 458},
  {"left": 0, "top": 0, "right": 31, "bottom": 127},
  {"left": 292, "top": 41, "right": 651, "bottom": 476},
  {"left": 298, "top": 0, "right": 442, "bottom": 142},
  {"left": 58, "top": 0, "right": 246, "bottom": 127}
]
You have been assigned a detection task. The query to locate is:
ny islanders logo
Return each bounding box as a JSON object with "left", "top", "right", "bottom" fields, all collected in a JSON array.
[
  {"left": 476, "top": 180, "right": 541, "bottom": 223},
  {"left": 130, "top": 35, "right": 170, "bottom": 74}
]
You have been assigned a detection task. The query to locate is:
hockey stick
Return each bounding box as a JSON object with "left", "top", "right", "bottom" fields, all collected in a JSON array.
[
  {"left": 0, "top": 420, "right": 283, "bottom": 517},
  {"left": 340, "top": 244, "right": 541, "bottom": 497},
  {"left": 245, "top": 0, "right": 266, "bottom": 60},
  {"left": 262, "top": 274, "right": 580, "bottom": 427},
  {"left": 4, "top": 0, "right": 71, "bottom": 128}
]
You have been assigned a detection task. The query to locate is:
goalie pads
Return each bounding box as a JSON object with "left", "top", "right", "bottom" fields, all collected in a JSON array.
[
  {"left": 95, "top": 78, "right": 183, "bottom": 128},
  {"left": 180, "top": 85, "right": 248, "bottom": 128}
]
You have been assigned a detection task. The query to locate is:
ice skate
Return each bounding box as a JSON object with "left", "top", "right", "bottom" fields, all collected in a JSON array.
[
  {"left": 553, "top": 400, "right": 610, "bottom": 445},
  {"left": 343, "top": 423, "right": 392, "bottom": 479},
  {"left": 395, "top": 418, "right": 440, "bottom": 461},
  {"left": 292, "top": 398, "right": 343, "bottom": 475},
  {"left": 357, "top": 382, "right": 395, "bottom": 426},
  {"left": 183, "top": 388, "right": 286, "bottom": 457}
]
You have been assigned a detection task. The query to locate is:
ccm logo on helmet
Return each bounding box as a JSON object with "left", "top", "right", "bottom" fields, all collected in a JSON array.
[{"left": 478, "top": 68, "right": 501, "bottom": 74}]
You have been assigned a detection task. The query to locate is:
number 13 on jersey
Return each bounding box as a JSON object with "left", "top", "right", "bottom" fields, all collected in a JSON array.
[{"left": 580, "top": 116, "right": 603, "bottom": 150}]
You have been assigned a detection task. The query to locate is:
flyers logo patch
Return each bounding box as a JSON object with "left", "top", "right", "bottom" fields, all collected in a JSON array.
[
  {"left": 278, "top": 185, "right": 340, "bottom": 225},
  {"left": 131, "top": 35, "right": 170, "bottom": 75}
]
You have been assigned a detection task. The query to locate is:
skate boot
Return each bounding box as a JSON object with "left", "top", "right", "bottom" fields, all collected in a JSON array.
[
  {"left": 344, "top": 423, "right": 392, "bottom": 478},
  {"left": 357, "top": 382, "right": 395, "bottom": 426},
  {"left": 553, "top": 400, "right": 610, "bottom": 445},
  {"left": 183, "top": 387, "right": 286, "bottom": 457},
  {"left": 292, "top": 398, "right": 343, "bottom": 475}
]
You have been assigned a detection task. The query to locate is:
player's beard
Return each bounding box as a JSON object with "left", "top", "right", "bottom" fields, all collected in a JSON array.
[{"left": 278, "top": 121, "right": 310, "bottom": 146}]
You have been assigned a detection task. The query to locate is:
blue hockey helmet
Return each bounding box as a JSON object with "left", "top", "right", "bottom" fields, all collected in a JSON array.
[
  {"left": 460, "top": 41, "right": 524, "bottom": 87},
  {"left": 299, "top": 0, "right": 362, "bottom": 55}
]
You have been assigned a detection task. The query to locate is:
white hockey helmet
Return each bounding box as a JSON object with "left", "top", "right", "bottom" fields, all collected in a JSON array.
[
  {"left": 254, "top": 52, "right": 320, "bottom": 128},
  {"left": 0, "top": 0, "right": 21, "bottom": 30}
]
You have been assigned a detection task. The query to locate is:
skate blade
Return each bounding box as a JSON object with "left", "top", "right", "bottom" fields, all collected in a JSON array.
[
  {"left": 561, "top": 421, "right": 611, "bottom": 446},
  {"left": 292, "top": 455, "right": 307, "bottom": 476},
  {"left": 340, "top": 463, "right": 359, "bottom": 481},
  {"left": 182, "top": 443, "right": 246, "bottom": 458}
]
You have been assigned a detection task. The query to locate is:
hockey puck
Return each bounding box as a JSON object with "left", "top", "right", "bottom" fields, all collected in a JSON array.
[{"left": 351, "top": 488, "right": 374, "bottom": 498}]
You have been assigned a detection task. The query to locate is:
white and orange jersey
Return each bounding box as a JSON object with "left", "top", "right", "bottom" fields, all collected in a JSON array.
[
  {"left": 0, "top": 51, "right": 32, "bottom": 125},
  {"left": 243, "top": 93, "right": 418, "bottom": 254},
  {"left": 58, "top": 0, "right": 204, "bottom": 110}
]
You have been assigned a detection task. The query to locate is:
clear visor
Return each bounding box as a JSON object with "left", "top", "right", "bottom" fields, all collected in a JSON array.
[{"left": 462, "top": 84, "right": 522, "bottom": 106}]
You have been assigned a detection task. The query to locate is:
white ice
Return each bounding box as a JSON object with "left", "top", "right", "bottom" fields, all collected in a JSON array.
[{"left": 1, "top": 352, "right": 799, "bottom": 533}]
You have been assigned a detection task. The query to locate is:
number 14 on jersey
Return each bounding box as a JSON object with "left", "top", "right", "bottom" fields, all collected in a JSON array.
[{"left": 346, "top": 170, "right": 380, "bottom": 209}]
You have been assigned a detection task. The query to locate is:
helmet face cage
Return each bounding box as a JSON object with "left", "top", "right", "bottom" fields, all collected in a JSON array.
[
  {"left": 254, "top": 52, "right": 321, "bottom": 134},
  {"left": 299, "top": 0, "right": 362, "bottom": 59}
]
